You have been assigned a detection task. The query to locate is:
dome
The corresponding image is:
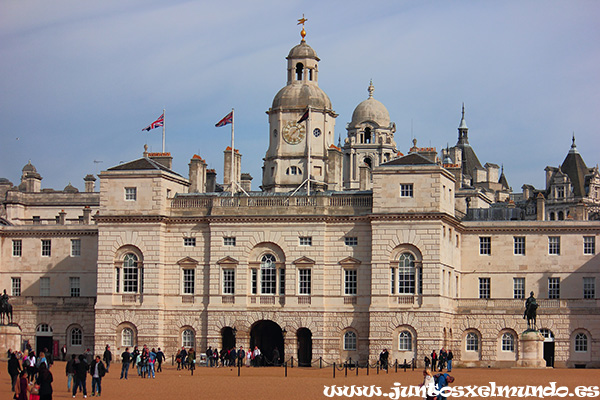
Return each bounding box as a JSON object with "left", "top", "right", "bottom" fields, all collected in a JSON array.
[
  {"left": 63, "top": 183, "right": 79, "bottom": 193},
  {"left": 22, "top": 161, "right": 37, "bottom": 173},
  {"left": 350, "top": 82, "right": 390, "bottom": 127},
  {"left": 272, "top": 83, "right": 332, "bottom": 110},
  {"left": 287, "top": 41, "right": 319, "bottom": 61}
]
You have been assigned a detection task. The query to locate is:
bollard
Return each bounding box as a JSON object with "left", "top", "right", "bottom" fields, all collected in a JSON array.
[
  {"left": 367, "top": 362, "right": 369, "bottom": 376},
  {"left": 320, "top": 357, "right": 322, "bottom": 369},
  {"left": 404, "top": 359, "right": 407, "bottom": 372},
  {"left": 356, "top": 362, "right": 358, "bottom": 376},
  {"left": 285, "top": 362, "right": 288, "bottom": 377},
  {"left": 377, "top": 362, "right": 379, "bottom": 374},
  {"left": 333, "top": 362, "right": 336, "bottom": 378},
  {"left": 345, "top": 362, "right": 348, "bottom": 377},
  {"left": 412, "top": 358, "right": 415, "bottom": 371},
  {"left": 291, "top": 357, "right": 294, "bottom": 368}
]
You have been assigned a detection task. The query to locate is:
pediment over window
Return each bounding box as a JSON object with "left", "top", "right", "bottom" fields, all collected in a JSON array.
[
  {"left": 177, "top": 256, "right": 198, "bottom": 266},
  {"left": 339, "top": 256, "right": 361, "bottom": 267},
  {"left": 293, "top": 256, "right": 315, "bottom": 266},
  {"left": 217, "top": 256, "right": 239, "bottom": 265}
]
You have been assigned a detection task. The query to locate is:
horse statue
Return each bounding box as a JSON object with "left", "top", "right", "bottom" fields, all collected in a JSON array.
[
  {"left": 523, "top": 291, "right": 538, "bottom": 331},
  {"left": 0, "top": 290, "right": 13, "bottom": 325}
]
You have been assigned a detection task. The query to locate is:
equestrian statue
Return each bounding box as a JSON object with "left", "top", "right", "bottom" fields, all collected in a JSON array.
[
  {"left": 1, "top": 289, "right": 13, "bottom": 325},
  {"left": 523, "top": 291, "right": 538, "bottom": 331}
]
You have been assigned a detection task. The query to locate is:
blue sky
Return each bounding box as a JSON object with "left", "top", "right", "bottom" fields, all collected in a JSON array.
[{"left": 1, "top": 1, "right": 599, "bottom": 192}]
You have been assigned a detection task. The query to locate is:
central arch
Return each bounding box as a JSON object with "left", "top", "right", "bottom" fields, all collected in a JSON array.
[
  {"left": 250, "top": 320, "right": 284, "bottom": 366},
  {"left": 221, "top": 326, "right": 236, "bottom": 351}
]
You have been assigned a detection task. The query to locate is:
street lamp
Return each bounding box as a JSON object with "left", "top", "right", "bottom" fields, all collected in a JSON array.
[
  {"left": 282, "top": 327, "right": 287, "bottom": 339},
  {"left": 232, "top": 326, "right": 237, "bottom": 338}
]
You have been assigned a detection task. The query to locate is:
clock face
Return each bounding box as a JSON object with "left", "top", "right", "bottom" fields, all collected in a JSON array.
[
  {"left": 282, "top": 121, "right": 306, "bottom": 145},
  {"left": 313, "top": 128, "right": 321, "bottom": 137}
]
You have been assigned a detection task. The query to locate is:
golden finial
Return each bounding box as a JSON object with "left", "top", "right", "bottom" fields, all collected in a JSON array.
[{"left": 297, "top": 14, "right": 307, "bottom": 41}]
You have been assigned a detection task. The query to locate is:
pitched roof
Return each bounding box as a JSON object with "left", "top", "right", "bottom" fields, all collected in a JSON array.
[
  {"left": 381, "top": 152, "right": 436, "bottom": 166},
  {"left": 560, "top": 146, "right": 589, "bottom": 197},
  {"left": 107, "top": 157, "right": 183, "bottom": 177}
]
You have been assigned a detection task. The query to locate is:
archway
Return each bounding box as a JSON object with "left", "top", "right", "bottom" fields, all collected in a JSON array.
[
  {"left": 221, "top": 326, "right": 236, "bottom": 351},
  {"left": 297, "top": 328, "right": 312, "bottom": 367},
  {"left": 250, "top": 320, "right": 284, "bottom": 366},
  {"left": 36, "top": 324, "right": 53, "bottom": 355}
]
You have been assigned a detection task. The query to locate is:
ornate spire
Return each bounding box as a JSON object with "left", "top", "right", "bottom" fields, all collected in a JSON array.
[
  {"left": 367, "top": 79, "right": 374, "bottom": 99},
  {"left": 457, "top": 103, "right": 469, "bottom": 145},
  {"left": 297, "top": 14, "right": 307, "bottom": 42},
  {"left": 569, "top": 132, "right": 579, "bottom": 154}
]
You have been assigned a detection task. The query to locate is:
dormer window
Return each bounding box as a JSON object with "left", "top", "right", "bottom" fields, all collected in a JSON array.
[{"left": 296, "top": 63, "right": 304, "bottom": 81}]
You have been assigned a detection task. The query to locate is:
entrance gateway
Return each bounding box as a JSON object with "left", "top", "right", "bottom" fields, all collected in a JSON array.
[{"left": 250, "top": 320, "right": 284, "bottom": 365}]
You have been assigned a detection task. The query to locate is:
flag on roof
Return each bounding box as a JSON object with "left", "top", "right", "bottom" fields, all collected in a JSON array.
[
  {"left": 215, "top": 111, "right": 233, "bottom": 127},
  {"left": 297, "top": 109, "right": 309, "bottom": 123},
  {"left": 142, "top": 112, "right": 164, "bottom": 132}
]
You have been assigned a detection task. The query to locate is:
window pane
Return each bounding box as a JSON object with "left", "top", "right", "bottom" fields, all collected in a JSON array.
[
  {"left": 513, "top": 278, "right": 525, "bottom": 299},
  {"left": 344, "top": 269, "right": 357, "bottom": 295},
  {"left": 344, "top": 331, "right": 357, "bottom": 351},
  {"left": 261, "top": 254, "right": 276, "bottom": 294},
  {"left": 501, "top": 333, "right": 515, "bottom": 352},
  {"left": 479, "top": 237, "right": 491, "bottom": 255},
  {"left": 71, "top": 239, "right": 81, "bottom": 257},
  {"left": 398, "top": 253, "right": 415, "bottom": 294},
  {"left": 122, "top": 328, "right": 133, "bottom": 347},
  {"left": 40, "top": 277, "right": 50, "bottom": 296},
  {"left": 466, "top": 332, "right": 479, "bottom": 351},
  {"left": 583, "top": 236, "right": 595, "bottom": 255},
  {"left": 123, "top": 254, "right": 139, "bottom": 293},
  {"left": 12, "top": 240, "right": 22, "bottom": 257},
  {"left": 70, "top": 328, "right": 82, "bottom": 346},
  {"left": 70, "top": 277, "right": 80, "bottom": 297},
  {"left": 513, "top": 237, "right": 525, "bottom": 255},
  {"left": 11, "top": 277, "right": 21, "bottom": 297},
  {"left": 299, "top": 269, "right": 311, "bottom": 295},
  {"left": 42, "top": 239, "right": 51, "bottom": 256},
  {"left": 182, "top": 329, "right": 195, "bottom": 348},
  {"left": 583, "top": 277, "right": 595, "bottom": 299},
  {"left": 479, "top": 278, "right": 490, "bottom": 299},
  {"left": 223, "top": 269, "right": 235, "bottom": 295},
  {"left": 398, "top": 331, "right": 412, "bottom": 351},
  {"left": 548, "top": 277, "right": 560, "bottom": 299},
  {"left": 183, "top": 269, "right": 195, "bottom": 294}
]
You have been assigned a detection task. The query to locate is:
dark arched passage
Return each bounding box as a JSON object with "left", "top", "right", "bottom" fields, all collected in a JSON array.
[
  {"left": 221, "top": 326, "right": 236, "bottom": 351},
  {"left": 297, "top": 328, "right": 312, "bottom": 367},
  {"left": 250, "top": 320, "right": 284, "bottom": 366}
]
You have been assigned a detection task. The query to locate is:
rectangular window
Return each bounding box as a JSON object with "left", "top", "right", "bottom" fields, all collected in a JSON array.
[
  {"left": 251, "top": 269, "right": 257, "bottom": 295},
  {"left": 299, "top": 269, "right": 311, "bottom": 295},
  {"left": 41, "top": 239, "right": 51, "bottom": 257},
  {"left": 261, "top": 265, "right": 276, "bottom": 295},
  {"left": 549, "top": 236, "right": 560, "bottom": 255},
  {"left": 11, "top": 277, "right": 21, "bottom": 297},
  {"left": 279, "top": 268, "right": 285, "bottom": 295},
  {"left": 183, "top": 269, "right": 195, "bottom": 294},
  {"left": 398, "top": 263, "right": 415, "bottom": 295},
  {"left": 399, "top": 184, "right": 413, "bottom": 197},
  {"left": 513, "top": 236, "right": 526, "bottom": 255},
  {"left": 344, "top": 237, "right": 358, "bottom": 246},
  {"left": 344, "top": 269, "right": 357, "bottom": 296},
  {"left": 115, "top": 267, "right": 120, "bottom": 293},
  {"left": 479, "top": 237, "right": 491, "bottom": 255},
  {"left": 12, "top": 240, "right": 22, "bottom": 257},
  {"left": 183, "top": 237, "right": 196, "bottom": 247},
  {"left": 513, "top": 278, "right": 525, "bottom": 299},
  {"left": 71, "top": 239, "right": 81, "bottom": 257},
  {"left": 583, "top": 236, "right": 595, "bottom": 255},
  {"left": 70, "top": 277, "right": 81, "bottom": 297},
  {"left": 222, "top": 269, "right": 235, "bottom": 295},
  {"left": 299, "top": 236, "right": 312, "bottom": 246},
  {"left": 583, "top": 277, "right": 595, "bottom": 299},
  {"left": 548, "top": 277, "right": 560, "bottom": 299},
  {"left": 125, "top": 187, "right": 137, "bottom": 201},
  {"left": 32, "top": 216, "right": 41, "bottom": 225},
  {"left": 479, "top": 277, "right": 491, "bottom": 299},
  {"left": 390, "top": 267, "right": 396, "bottom": 294},
  {"left": 39, "top": 277, "right": 50, "bottom": 296},
  {"left": 123, "top": 266, "right": 138, "bottom": 293},
  {"left": 223, "top": 237, "right": 236, "bottom": 246}
]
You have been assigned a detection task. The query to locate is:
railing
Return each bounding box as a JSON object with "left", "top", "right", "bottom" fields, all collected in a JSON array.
[
  {"left": 222, "top": 295, "right": 235, "bottom": 304},
  {"left": 344, "top": 297, "right": 357, "bottom": 305},
  {"left": 298, "top": 296, "right": 311, "bottom": 305},
  {"left": 457, "top": 298, "right": 599, "bottom": 309},
  {"left": 182, "top": 296, "right": 194, "bottom": 303}
]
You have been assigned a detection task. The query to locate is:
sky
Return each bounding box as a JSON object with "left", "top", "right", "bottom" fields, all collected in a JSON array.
[{"left": 1, "top": 0, "right": 599, "bottom": 192}]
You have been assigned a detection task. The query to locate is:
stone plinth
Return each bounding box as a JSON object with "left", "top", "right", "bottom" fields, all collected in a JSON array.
[
  {"left": 517, "top": 330, "right": 546, "bottom": 368},
  {"left": 0, "top": 325, "right": 22, "bottom": 360}
]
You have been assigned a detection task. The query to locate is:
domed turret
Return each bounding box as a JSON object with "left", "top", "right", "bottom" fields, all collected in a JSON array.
[
  {"left": 287, "top": 41, "right": 319, "bottom": 61},
  {"left": 350, "top": 81, "right": 390, "bottom": 128},
  {"left": 271, "top": 84, "right": 332, "bottom": 110},
  {"left": 22, "top": 160, "right": 37, "bottom": 174},
  {"left": 63, "top": 183, "right": 79, "bottom": 193}
]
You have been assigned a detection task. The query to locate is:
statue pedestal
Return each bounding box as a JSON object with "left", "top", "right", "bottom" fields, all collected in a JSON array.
[
  {"left": 0, "top": 325, "right": 22, "bottom": 360},
  {"left": 517, "top": 330, "right": 546, "bottom": 368}
]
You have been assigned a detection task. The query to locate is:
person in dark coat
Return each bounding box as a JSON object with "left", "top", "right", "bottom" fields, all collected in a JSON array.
[
  {"left": 431, "top": 350, "right": 437, "bottom": 372},
  {"left": 89, "top": 355, "right": 106, "bottom": 396},
  {"left": 36, "top": 362, "right": 53, "bottom": 400},
  {"left": 8, "top": 351, "right": 21, "bottom": 391},
  {"left": 16, "top": 370, "right": 28, "bottom": 400},
  {"left": 66, "top": 354, "right": 76, "bottom": 391},
  {"left": 379, "top": 348, "right": 389, "bottom": 371},
  {"left": 73, "top": 354, "right": 88, "bottom": 398},
  {"left": 156, "top": 348, "right": 165, "bottom": 372},
  {"left": 237, "top": 346, "right": 245, "bottom": 367},
  {"left": 102, "top": 345, "right": 112, "bottom": 372},
  {"left": 120, "top": 348, "right": 131, "bottom": 379}
]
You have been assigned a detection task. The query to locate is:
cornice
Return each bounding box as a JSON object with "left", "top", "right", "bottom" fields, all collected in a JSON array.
[{"left": 0, "top": 228, "right": 97, "bottom": 238}]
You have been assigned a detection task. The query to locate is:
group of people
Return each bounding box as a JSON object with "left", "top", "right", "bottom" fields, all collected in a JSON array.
[
  {"left": 119, "top": 345, "right": 165, "bottom": 379},
  {"left": 66, "top": 352, "right": 107, "bottom": 397},
  {"left": 420, "top": 368, "right": 455, "bottom": 400},
  {"left": 205, "top": 345, "right": 272, "bottom": 367},
  {"left": 8, "top": 348, "right": 54, "bottom": 400},
  {"left": 425, "top": 348, "right": 453, "bottom": 372}
]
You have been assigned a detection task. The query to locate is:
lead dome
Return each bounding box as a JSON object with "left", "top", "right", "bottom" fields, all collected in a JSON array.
[{"left": 350, "top": 82, "right": 390, "bottom": 128}]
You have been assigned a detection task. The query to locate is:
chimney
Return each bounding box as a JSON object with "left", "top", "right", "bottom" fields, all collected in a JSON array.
[
  {"left": 536, "top": 193, "right": 545, "bottom": 221},
  {"left": 188, "top": 155, "right": 207, "bottom": 193},
  {"left": 223, "top": 147, "right": 241, "bottom": 192},
  {"left": 206, "top": 169, "right": 217, "bottom": 193},
  {"left": 84, "top": 174, "right": 96, "bottom": 192},
  {"left": 82, "top": 206, "right": 92, "bottom": 224},
  {"left": 148, "top": 152, "right": 173, "bottom": 169},
  {"left": 58, "top": 210, "right": 66, "bottom": 225},
  {"left": 240, "top": 173, "right": 253, "bottom": 192},
  {"left": 359, "top": 164, "right": 371, "bottom": 191}
]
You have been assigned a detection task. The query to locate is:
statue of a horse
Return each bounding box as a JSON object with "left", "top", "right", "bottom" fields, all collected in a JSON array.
[{"left": 0, "top": 300, "right": 12, "bottom": 325}]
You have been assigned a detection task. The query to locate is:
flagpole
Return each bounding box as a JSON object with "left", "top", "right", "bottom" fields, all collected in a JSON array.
[
  {"left": 162, "top": 108, "right": 166, "bottom": 153},
  {"left": 231, "top": 108, "right": 235, "bottom": 196},
  {"left": 307, "top": 106, "right": 311, "bottom": 196}
]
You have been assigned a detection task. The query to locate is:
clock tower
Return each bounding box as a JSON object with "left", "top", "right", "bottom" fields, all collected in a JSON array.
[{"left": 261, "top": 23, "right": 338, "bottom": 193}]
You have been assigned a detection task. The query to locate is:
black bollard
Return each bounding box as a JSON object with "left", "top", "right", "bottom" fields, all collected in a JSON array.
[
  {"left": 345, "top": 362, "right": 347, "bottom": 377},
  {"left": 377, "top": 362, "right": 379, "bottom": 374},
  {"left": 285, "top": 362, "right": 287, "bottom": 377},
  {"left": 333, "top": 362, "right": 336, "bottom": 378},
  {"left": 320, "top": 357, "right": 322, "bottom": 369},
  {"left": 403, "top": 359, "right": 407, "bottom": 372},
  {"left": 367, "top": 362, "right": 369, "bottom": 376},
  {"left": 291, "top": 356, "right": 294, "bottom": 368}
]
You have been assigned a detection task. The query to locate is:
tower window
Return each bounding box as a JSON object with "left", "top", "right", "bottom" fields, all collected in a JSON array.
[
  {"left": 364, "top": 127, "right": 371, "bottom": 143},
  {"left": 296, "top": 63, "right": 304, "bottom": 81}
]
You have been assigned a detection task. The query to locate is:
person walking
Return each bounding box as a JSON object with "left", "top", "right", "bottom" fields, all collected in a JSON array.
[
  {"left": 73, "top": 354, "right": 88, "bottom": 398},
  {"left": 120, "top": 348, "right": 131, "bottom": 380},
  {"left": 61, "top": 345, "right": 68, "bottom": 362},
  {"left": 147, "top": 349, "right": 157, "bottom": 378},
  {"left": 156, "top": 348, "right": 165, "bottom": 372},
  {"left": 8, "top": 351, "right": 21, "bottom": 392},
  {"left": 89, "top": 355, "right": 106, "bottom": 397},
  {"left": 206, "top": 347, "right": 213, "bottom": 367},
  {"left": 237, "top": 346, "right": 245, "bottom": 367},
  {"left": 15, "top": 370, "right": 28, "bottom": 400},
  {"left": 37, "top": 362, "right": 53, "bottom": 400},
  {"left": 431, "top": 350, "right": 437, "bottom": 372},
  {"left": 420, "top": 368, "right": 435, "bottom": 400},
  {"left": 66, "top": 354, "right": 76, "bottom": 391},
  {"left": 446, "top": 350, "right": 453, "bottom": 372},
  {"left": 379, "top": 348, "right": 389, "bottom": 371},
  {"left": 102, "top": 346, "right": 112, "bottom": 373}
]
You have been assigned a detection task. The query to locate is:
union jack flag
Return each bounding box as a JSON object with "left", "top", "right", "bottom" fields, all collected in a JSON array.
[
  {"left": 142, "top": 112, "right": 164, "bottom": 131},
  {"left": 215, "top": 111, "right": 233, "bottom": 127}
]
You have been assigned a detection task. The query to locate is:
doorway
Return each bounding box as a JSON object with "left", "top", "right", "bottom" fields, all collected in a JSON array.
[
  {"left": 250, "top": 320, "right": 284, "bottom": 366},
  {"left": 297, "top": 328, "right": 312, "bottom": 367}
]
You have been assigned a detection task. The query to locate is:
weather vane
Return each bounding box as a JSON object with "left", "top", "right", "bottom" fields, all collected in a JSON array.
[{"left": 297, "top": 14, "right": 307, "bottom": 41}]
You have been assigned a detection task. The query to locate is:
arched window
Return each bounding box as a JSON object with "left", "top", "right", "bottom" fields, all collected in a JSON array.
[
  {"left": 343, "top": 331, "right": 357, "bottom": 351},
  {"left": 558, "top": 211, "right": 564, "bottom": 220},
  {"left": 575, "top": 333, "right": 588, "bottom": 352},
  {"left": 398, "top": 331, "right": 412, "bottom": 351},
  {"left": 398, "top": 253, "right": 416, "bottom": 294},
  {"left": 261, "top": 254, "right": 277, "bottom": 295},
  {"left": 501, "top": 332, "right": 515, "bottom": 352},
  {"left": 70, "top": 328, "right": 82, "bottom": 346},
  {"left": 364, "top": 127, "right": 371, "bottom": 143},
  {"left": 466, "top": 332, "right": 479, "bottom": 351},
  {"left": 295, "top": 63, "right": 304, "bottom": 81},
  {"left": 122, "top": 327, "right": 134, "bottom": 347},
  {"left": 182, "top": 329, "right": 195, "bottom": 348},
  {"left": 540, "top": 329, "right": 555, "bottom": 341},
  {"left": 37, "top": 324, "right": 52, "bottom": 333},
  {"left": 364, "top": 157, "right": 372, "bottom": 169},
  {"left": 549, "top": 212, "right": 555, "bottom": 221},
  {"left": 123, "top": 253, "right": 139, "bottom": 293}
]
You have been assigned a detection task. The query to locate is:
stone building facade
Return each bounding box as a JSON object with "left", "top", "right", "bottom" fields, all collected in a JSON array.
[{"left": 1, "top": 29, "right": 599, "bottom": 368}]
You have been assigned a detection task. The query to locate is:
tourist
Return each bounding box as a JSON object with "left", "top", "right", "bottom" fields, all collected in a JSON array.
[
  {"left": 206, "top": 346, "right": 213, "bottom": 367},
  {"left": 102, "top": 345, "right": 112, "bottom": 372},
  {"left": 61, "top": 345, "right": 68, "bottom": 362},
  {"left": 15, "top": 370, "right": 28, "bottom": 400},
  {"left": 89, "top": 355, "right": 106, "bottom": 397},
  {"left": 120, "top": 348, "right": 131, "bottom": 379},
  {"left": 379, "top": 348, "right": 389, "bottom": 371},
  {"left": 66, "top": 354, "right": 76, "bottom": 391},
  {"left": 237, "top": 346, "right": 245, "bottom": 367},
  {"left": 446, "top": 350, "right": 453, "bottom": 372},
  {"left": 420, "top": 368, "right": 435, "bottom": 400},
  {"left": 73, "top": 354, "right": 88, "bottom": 398},
  {"left": 147, "top": 348, "right": 157, "bottom": 378},
  {"left": 156, "top": 348, "right": 165, "bottom": 372},
  {"left": 130, "top": 346, "right": 139, "bottom": 372},
  {"left": 430, "top": 350, "right": 437, "bottom": 372},
  {"left": 8, "top": 351, "right": 22, "bottom": 391},
  {"left": 26, "top": 351, "right": 36, "bottom": 381},
  {"left": 36, "top": 362, "right": 53, "bottom": 400}
]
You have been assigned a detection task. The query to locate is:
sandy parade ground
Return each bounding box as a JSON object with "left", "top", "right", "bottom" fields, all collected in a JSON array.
[{"left": 2, "top": 360, "right": 599, "bottom": 400}]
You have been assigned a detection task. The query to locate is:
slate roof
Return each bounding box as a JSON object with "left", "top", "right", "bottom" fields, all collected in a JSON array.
[
  {"left": 107, "top": 157, "right": 183, "bottom": 177},
  {"left": 381, "top": 152, "right": 436, "bottom": 166}
]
